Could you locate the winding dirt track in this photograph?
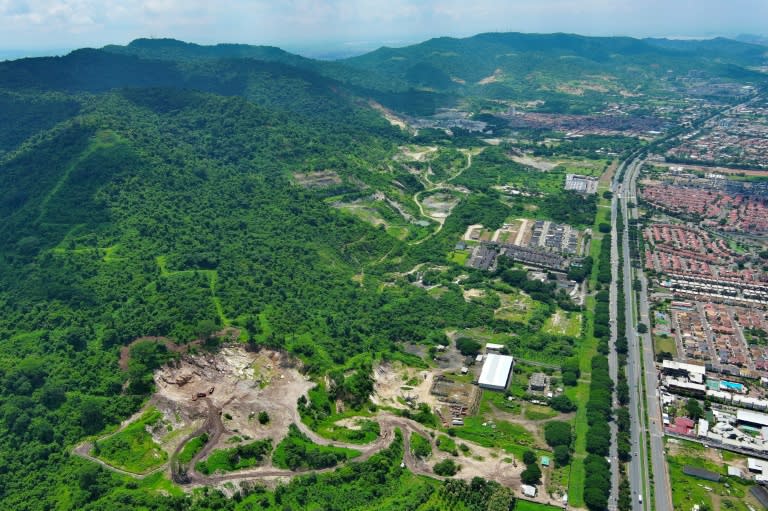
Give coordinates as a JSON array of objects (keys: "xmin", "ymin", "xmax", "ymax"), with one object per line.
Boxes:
[
  {"xmin": 175, "ymin": 403, "xmax": 445, "ymax": 486},
  {"xmin": 75, "ymin": 399, "xmax": 445, "ymax": 487}
]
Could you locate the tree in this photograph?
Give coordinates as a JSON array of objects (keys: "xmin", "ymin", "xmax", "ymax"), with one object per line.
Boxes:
[
  {"xmin": 486, "ymin": 486, "xmax": 515, "ymax": 511},
  {"xmin": 549, "ymin": 394, "xmax": 576, "ymax": 412},
  {"xmin": 584, "ymin": 485, "xmax": 609, "ymax": 511},
  {"xmin": 258, "ymin": 411, "xmax": 270, "ymax": 424},
  {"xmin": 544, "ymin": 421, "xmax": 572, "ymax": 448},
  {"xmin": 637, "ymin": 323, "xmax": 648, "ymax": 334},
  {"xmin": 586, "ymin": 421, "xmax": 610, "ymax": 456},
  {"xmin": 433, "ymin": 459, "xmax": 459, "ymax": 476},
  {"xmin": 686, "ymin": 398, "xmax": 704, "ymax": 421},
  {"xmin": 520, "ymin": 463, "xmax": 541, "ymax": 485},
  {"xmin": 522, "ymin": 449, "xmax": 537, "ymax": 465},
  {"xmin": 455, "ymin": 337, "xmax": 481, "ymax": 356},
  {"xmin": 553, "ymin": 445, "xmax": 571, "ymax": 467},
  {"xmin": 598, "ymin": 223, "xmax": 611, "ymax": 234},
  {"xmin": 79, "ymin": 398, "xmax": 104, "ymax": 434}
]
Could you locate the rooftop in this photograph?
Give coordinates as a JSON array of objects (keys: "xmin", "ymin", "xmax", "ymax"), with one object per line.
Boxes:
[
  {"xmin": 738, "ymin": 409, "xmax": 768, "ymax": 427},
  {"xmin": 478, "ymin": 353, "xmax": 515, "ymax": 390}
]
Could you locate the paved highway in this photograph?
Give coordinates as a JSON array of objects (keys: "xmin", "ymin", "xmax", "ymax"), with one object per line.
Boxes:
[{"xmin": 617, "ymin": 158, "xmax": 673, "ymax": 511}]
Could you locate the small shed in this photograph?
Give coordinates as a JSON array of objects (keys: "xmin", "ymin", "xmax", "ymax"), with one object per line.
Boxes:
[
  {"xmin": 521, "ymin": 484, "xmax": 537, "ymax": 498},
  {"xmin": 541, "ymin": 456, "xmax": 550, "ymax": 467}
]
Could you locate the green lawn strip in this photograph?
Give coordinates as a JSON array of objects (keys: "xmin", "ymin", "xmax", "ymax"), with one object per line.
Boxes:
[
  {"xmin": 195, "ymin": 438, "xmax": 272, "ymax": 475},
  {"xmin": 272, "ymin": 424, "xmax": 360, "ymax": 471},
  {"xmin": 567, "ymin": 181, "xmax": 609, "ymax": 506},
  {"xmin": 564, "ymin": 295, "xmax": 597, "ymax": 507},
  {"xmin": 208, "ymin": 270, "xmax": 228, "ymax": 326},
  {"xmin": 93, "ymin": 408, "xmax": 167, "ymax": 474}
]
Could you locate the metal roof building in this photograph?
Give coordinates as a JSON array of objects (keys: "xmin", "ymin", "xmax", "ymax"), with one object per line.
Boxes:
[
  {"xmin": 478, "ymin": 354, "xmax": 514, "ymax": 391},
  {"xmin": 738, "ymin": 409, "xmax": 768, "ymax": 428}
]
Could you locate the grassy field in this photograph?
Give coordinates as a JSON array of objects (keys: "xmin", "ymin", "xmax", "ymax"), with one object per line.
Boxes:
[
  {"xmin": 523, "ymin": 404, "xmax": 559, "ymax": 421},
  {"xmin": 448, "ymin": 250, "xmax": 470, "ymax": 265},
  {"xmin": 436, "ymin": 435, "xmax": 458, "ymax": 455},
  {"xmin": 94, "ymin": 408, "xmax": 167, "ymax": 474},
  {"xmin": 482, "ymin": 387, "xmax": 522, "ymax": 414},
  {"xmin": 452, "ymin": 414, "xmax": 539, "ymax": 459},
  {"xmin": 654, "ymin": 335, "xmax": 677, "ymax": 358},
  {"xmin": 543, "ymin": 309, "xmax": 582, "ymax": 337},
  {"xmin": 514, "ymin": 500, "xmax": 564, "ymax": 511},
  {"xmin": 495, "ymin": 291, "xmax": 539, "ymax": 323},
  {"xmin": 668, "ymin": 448, "xmax": 757, "ymax": 511}
]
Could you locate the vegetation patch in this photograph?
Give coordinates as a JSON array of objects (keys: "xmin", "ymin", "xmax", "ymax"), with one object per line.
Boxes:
[
  {"xmin": 452, "ymin": 415, "xmax": 537, "ymax": 458},
  {"xmin": 272, "ymin": 424, "xmax": 360, "ymax": 471},
  {"xmin": 543, "ymin": 310, "xmax": 582, "ymax": 337},
  {"xmin": 668, "ymin": 452, "xmax": 756, "ymax": 511},
  {"xmin": 93, "ymin": 408, "xmax": 167, "ymax": 474},
  {"xmin": 176, "ymin": 433, "xmax": 208, "ymax": 465},
  {"xmin": 410, "ymin": 432, "xmax": 433, "ymax": 459},
  {"xmin": 195, "ymin": 438, "xmax": 272, "ymax": 475}
]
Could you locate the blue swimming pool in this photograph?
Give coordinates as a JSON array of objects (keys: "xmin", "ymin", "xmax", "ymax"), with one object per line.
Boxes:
[{"xmin": 720, "ymin": 380, "xmax": 745, "ymax": 392}]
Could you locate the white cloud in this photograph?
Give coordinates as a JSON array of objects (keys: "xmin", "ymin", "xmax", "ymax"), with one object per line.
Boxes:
[{"xmin": 0, "ymin": 1, "xmax": 765, "ymax": 51}]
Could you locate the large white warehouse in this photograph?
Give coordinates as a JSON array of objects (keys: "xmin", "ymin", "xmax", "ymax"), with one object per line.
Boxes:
[{"xmin": 478, "ymin": 353, "xmax": 515, "ymax": 391}]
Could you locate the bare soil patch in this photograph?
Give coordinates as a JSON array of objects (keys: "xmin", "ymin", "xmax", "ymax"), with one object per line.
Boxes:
[
  {"xmin": 154, "ymin": 347, "xmax": 312, "ymax": 451},
  {"xmin": 293, "ymin": 170, "xmax": 342, "ymax": 189}
]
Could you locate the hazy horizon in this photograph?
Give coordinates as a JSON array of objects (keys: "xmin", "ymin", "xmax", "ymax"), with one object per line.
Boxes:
[{"xmin": 0, "ymin": 0, "xmax": 766, "ymax": 60}]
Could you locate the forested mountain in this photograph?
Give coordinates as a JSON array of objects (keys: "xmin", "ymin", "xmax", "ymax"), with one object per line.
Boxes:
[
  {"xmin": 0, "ymin": 43, "xmax": 504, "ymax": 509},
  {"xmin": 341, "ymin": 32, "xmax": 768, "ymax": 104},
  {"xmin": 0, "ymin": 48, "xmax": 392, "ymax": 135},
  {"xmin": 96, "ymin": 32, "xmax": 768, "ymax": 116}
]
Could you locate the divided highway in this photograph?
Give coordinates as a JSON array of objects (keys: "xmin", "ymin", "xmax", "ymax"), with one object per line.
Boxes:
[{"xmin": 614, "ymin": 157, "xmax": 672, "ymax": 511}]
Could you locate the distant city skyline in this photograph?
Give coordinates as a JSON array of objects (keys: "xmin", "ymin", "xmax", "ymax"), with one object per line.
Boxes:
[{"xmin": 0, "ymin": 0, "xmax": 766, "ymax": 59}]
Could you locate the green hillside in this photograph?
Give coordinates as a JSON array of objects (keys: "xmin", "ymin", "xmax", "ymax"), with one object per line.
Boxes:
[{"xmin": 0, "ymin": 64, "xmax": 501, "ymax": 509}]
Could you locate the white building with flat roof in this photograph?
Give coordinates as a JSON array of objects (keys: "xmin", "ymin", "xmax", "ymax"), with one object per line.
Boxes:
[
  {"xmin": 662, "ymin": 359, "xmax": 706, "ymax": 384},
  {"xmin": 479, "ymin": 353, "xmax": 514, "ymax": 391},
  {"xmin": 738, "ymin": 409, "xmax": 768, "ymax": 428}
]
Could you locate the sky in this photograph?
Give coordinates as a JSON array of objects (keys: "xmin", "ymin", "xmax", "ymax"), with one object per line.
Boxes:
[{"xmin": 0, "ymin": 0, "xmax": 766, "ymax": 58}]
